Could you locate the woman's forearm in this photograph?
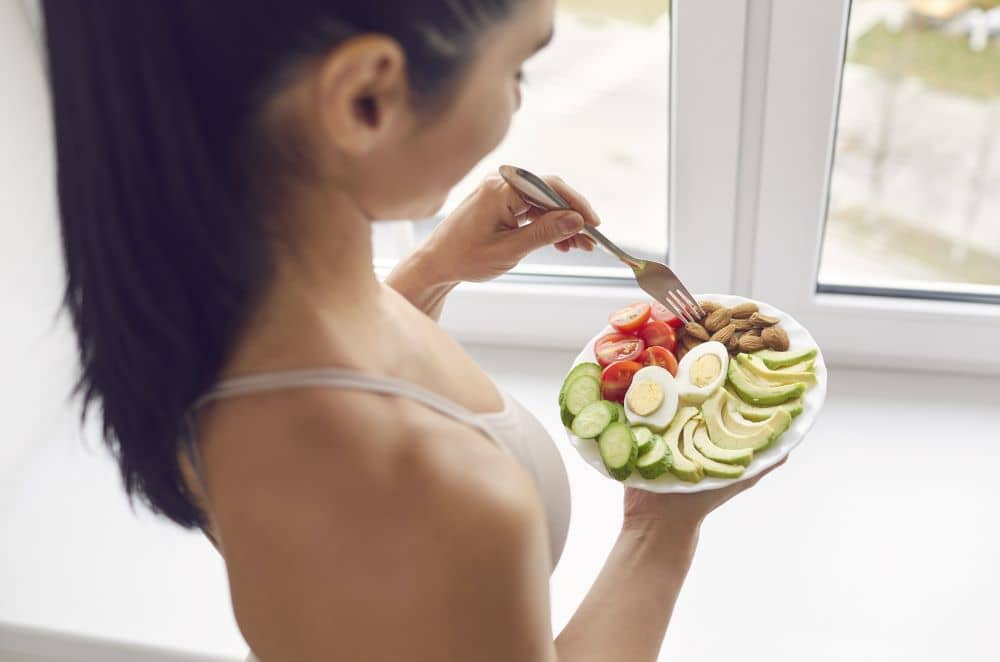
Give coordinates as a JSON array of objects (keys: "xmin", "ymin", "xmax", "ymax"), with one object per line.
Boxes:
[
  {"xmin": 384, "ymin": 247, "xmax": 459, "ymax": 322},
  {"xmin": 555, "ymin": 521, "xmax": 699, "ymax": 662}
]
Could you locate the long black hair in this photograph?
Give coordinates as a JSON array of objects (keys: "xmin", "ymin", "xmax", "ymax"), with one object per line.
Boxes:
[{"xmin": 42, "ymin": 0, "xmax": 518, "ymax": 529}]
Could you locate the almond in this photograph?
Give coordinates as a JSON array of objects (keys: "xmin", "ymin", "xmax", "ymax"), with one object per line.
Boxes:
[
  {"xmin": 675, "ymin": 345, "xmax": 689, "ymax": 362},
  {"xmin": 703, "ymin": 308, "xmax": 732, "ymax": 333},
  {"xmin": 711, "ymin": 323, "xmax": 737, "ymax": 345},
  {"xmin": 726, "ymin": 332, "xmax": 741, "ymax": 352},
  {"xmin": 744, "ymin": 327, "xmax": 761, "ymax": 337},
  {"xmin": 730, "ymin": 302, "xmax": 759, "ymax": 319},
  {"xmin": 761, "ymin": 326, "xmax": 790, "ymax": 351},
  {"xmin": 749, "ymin": 312, "xmax": 780, "ymax": 327},
  {"xmin": 682, "ymin": 334, "xmax": 704, "ymax": 351},
  {"xmin": 698, "ymin": 300, "xmax": 722, "ymax": 314},
  {"xmin": 733, "ymin": 318, "xmax": 756, "ymax": 331},
  {"xmin": 683, "ymin": 322, "xmax": 710, "ymax": 341},
  {"xmin": 738, "ymin": 334, "xmax": 767, "ymax": 352}
]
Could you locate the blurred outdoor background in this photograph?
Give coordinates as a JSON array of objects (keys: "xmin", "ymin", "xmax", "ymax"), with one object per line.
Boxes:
[
  {"xmin": 822, "ymin": 0, "xmax": 1000, "ymax": 294},
  {"xmin": 378, "ymin": 0, "xmax": 999, "ymax": 294}
]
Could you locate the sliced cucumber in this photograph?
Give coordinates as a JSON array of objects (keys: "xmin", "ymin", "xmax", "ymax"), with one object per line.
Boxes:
[
  {"xmin": 563, "ymin": 375, "xmax": 601, "ymax": 416},
  {"xmin": 597, "ymin": 422, "xmax": 638, "ymax": 481},
  {"xmin": 560, "ymin": 404, "xmax": 575, "ymax": 428},
  {"xmin": 611, "ymin": 401, "xmax": 627, "ymax": 424},
  {"xmin": 559, "ymin": 362, "xmax": 602, "ymax": 405},
  {"xmin": 636, "ymin": 435, "xmax": 672, "ymax": 479},
  {"xmin": 571, "ymin": 401, "xmax": 614, "ymax": 439},
  {"xmin": 631, "ymin": 426, "xmax": 656, "ymax": 455}
]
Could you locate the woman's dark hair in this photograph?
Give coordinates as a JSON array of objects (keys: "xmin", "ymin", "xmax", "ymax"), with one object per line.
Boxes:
[{"xmin": 42, "ymin": 0, "xmax": 518, "ymax": 529}]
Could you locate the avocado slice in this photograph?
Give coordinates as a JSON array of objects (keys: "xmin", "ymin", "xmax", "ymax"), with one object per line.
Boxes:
[
  {"xmin": 681, "ymin": 420, "xmax": 746, "ymax": 478},
  {"xmin": 701, "ymin": 389, "xmax": 792, "ymax": 451},
  {"xmin": 690, "ymin": 421, "xmax": 752, "ymax": 466},
  {"xmin": 727, "ymin": 359, "xmax": 806, "ymax": 407},
  {"xmin": 781, "ymin": 358, "xmax": 816, "ymax": 373},
  {"xmin": 737, "ymin": 354, "xmax": 817, "ymax": 386},
  {"xmin": 724, "ymin": 386, "xmax": 804, "ymax": 421},
  {"xmin": 721, "ymin": 394, "xmax": 786, "ymax": 438},
  {"xmin": 753, "ymin": 348, "xmax": 818, "ymax": 370},
  {"xmin": 661, "ymin": 406, "xmax": 703, "ymax": 482}
]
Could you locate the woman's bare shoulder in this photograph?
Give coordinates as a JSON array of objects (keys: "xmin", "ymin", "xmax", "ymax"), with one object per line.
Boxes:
[{"xmin": 201, "ymin": 388, "xmax": 555, "ymax": 661}]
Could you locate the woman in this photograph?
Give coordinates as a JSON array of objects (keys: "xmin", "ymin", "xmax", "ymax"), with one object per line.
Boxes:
[{"xmin": 43, "ymin": 1, "xmax": 783, "ymax": 660}]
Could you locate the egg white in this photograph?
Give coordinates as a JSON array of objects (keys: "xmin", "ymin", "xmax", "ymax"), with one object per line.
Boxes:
[
  {"xmin": 676, "ymin": 341, "xmax": 729, "ymax": 405},
  {"xmin": 623, "ymin": 366, "xmax": 680, "ymax": 432}
]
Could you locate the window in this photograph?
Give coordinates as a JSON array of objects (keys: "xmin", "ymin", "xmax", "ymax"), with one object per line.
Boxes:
[
  {"xmin": 819, "ymin": 0, "xmax": 1000, "ymax": 301},
  {"xmin": 418, "ymin": 1, "xmax": 750, "ymax": 349},
  {"xmin": 750, "ymin": 0, "xmax": 1000, "ymax": 374},
  {"xmin": 388, "ymin": 0, "xmax": 999, "ymax": 374},
  {"xmin": 376, "ymin": 1, "xmax": 672, "ymax": 280}
]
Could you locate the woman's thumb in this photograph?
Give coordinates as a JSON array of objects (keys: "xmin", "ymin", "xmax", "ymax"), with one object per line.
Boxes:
[{"xmin": 515, "ymin": 210, "xmax": 585, "ymax": 252}]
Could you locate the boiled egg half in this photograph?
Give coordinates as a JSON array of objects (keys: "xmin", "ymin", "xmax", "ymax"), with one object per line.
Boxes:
[
  {"xmin": 623, "ymin": 365, "xmax": 680, "ymax": 432},
  {"xmin": 676, "ymin": 341, "xmax": 729, "ymax": 404}
]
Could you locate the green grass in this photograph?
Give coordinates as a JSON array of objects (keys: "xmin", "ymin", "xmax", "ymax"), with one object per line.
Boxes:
[
  {"xmin": 850, "ymin": 22, "xmax": 1000, "ymax": 98},
  {"xmin": 559, "ymin": 0, "xmax": 668, "ymax": 25}
]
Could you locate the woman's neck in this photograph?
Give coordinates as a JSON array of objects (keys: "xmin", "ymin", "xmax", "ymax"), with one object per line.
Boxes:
[
  {"xmin": 228, "ymin": 187, "xmax": 391, "ymax": 375},
  {"xmin": 271, "ymin": 187, "xmax": 382, "ymax": 314}
]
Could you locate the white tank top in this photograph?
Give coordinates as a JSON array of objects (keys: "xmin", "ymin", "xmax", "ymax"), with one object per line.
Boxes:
[{"xmin": 184, "ymin": 367, "xmax": 572, "ymax": 570}]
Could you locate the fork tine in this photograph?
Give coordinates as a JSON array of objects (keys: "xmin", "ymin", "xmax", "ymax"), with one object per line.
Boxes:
[
  {"xmin": 657, "ymin": 294, "xmax": 689, "ymax": 324},
  {"xmin": 665, "ymin": 291, "xmax": 695, "ymax": 324},
  {"xmin": 675, "ymin": 289, "xmax": 704, "ymax": 321},
  {"xmin": 672, "ymin": 291, "xmax": 698, "ymax": 324}
]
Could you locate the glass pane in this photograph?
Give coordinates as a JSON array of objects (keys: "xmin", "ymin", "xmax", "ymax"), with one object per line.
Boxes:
[
  {"xmin": 819, "ymin": 0, "xmax": 1000, "ymax": 298},
  {"xmin": 409, "ymin": 0, "xmax": 671, "ymax": 278}
]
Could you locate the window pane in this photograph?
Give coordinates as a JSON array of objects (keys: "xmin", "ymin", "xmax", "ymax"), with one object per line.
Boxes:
[
  {"xmin": 409, "ymin": 1, "xmax": 670, "ymax": 278},
  {"xmin": 819, "ymin": 0, "xmax": 1000, "ymax": 299}
]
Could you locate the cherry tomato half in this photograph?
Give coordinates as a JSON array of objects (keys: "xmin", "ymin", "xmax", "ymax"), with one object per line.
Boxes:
[
  {"xmin": 600, "ymin": 360, "xmax": 643, "ymax": 403},
  {"xmin": 641, "ymin": 346, "xmax": 678, "ymax": 376},
  {"xmin": 595, "ymin": 332, "xmax": 632, "ymax": 352},
  {"xmin": 594, "ymin": 333, "xmax": 645, "ymax": 367},
  {"xmin": 609, "ymin": 302, "xmax": 651, "ymax": 333},
  {"xmin": 637, "ymin": 320, "xmax": 677, "ymax": 352},
  {"xmin": 650, "ymin": 301, "xmax": 683, "ymax": 330}
]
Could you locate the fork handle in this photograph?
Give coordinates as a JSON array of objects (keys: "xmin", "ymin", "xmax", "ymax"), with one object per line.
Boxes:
[{"xmin": 498, "ymin": 165, "xmax": 644, "ymax": 270}]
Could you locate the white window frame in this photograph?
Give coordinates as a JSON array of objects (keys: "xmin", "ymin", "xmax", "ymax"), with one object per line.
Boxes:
[{"xmin": 748, "ymin": 0, "xmax": 1000, "ymax": 375}]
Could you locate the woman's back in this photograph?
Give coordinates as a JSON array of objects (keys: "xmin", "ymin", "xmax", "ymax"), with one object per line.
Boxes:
[{"xmin": 178, "ymin": 284, "xmax": 570, "ymax": 659}]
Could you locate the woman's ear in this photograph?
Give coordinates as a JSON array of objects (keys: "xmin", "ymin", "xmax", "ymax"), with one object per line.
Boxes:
[{"xmin": 313, "ymin": 35, "xmax": 409, "ymax": 156}]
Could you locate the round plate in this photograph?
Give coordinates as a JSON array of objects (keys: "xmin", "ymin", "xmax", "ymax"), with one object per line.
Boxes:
[{"xmin": 565, "ymin": 293, "xmax": 828, "ymax": 493}]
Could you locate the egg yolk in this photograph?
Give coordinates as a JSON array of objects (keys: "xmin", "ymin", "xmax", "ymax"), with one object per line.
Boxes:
[
  {"xmin": 626, "ymin": 381, "xmax": 664, "ymax": 416},
  {"xmin": 691, "ymin": 354, "xmax": 722, "ymax": 387}
]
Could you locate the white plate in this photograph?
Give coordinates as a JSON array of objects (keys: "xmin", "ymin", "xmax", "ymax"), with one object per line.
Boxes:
[{"xmin": 565, "ymin": 293, "xmax": 828, "ymax": 493}]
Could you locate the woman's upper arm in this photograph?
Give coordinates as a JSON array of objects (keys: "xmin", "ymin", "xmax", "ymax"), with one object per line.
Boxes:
[{"xmin": 216, "ymin": 427, "xmax": 559, "ymax": 662}]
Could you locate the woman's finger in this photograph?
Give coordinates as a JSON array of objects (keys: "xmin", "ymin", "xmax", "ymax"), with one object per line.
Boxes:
[{"xmin": 540, "ymin": 175, "xmax": 602, "ymax": 228}]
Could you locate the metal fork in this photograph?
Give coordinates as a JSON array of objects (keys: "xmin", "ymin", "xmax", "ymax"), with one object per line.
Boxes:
[{"xmin": 498, "ymin": 165, "xmax": 706, "ymax": 324}]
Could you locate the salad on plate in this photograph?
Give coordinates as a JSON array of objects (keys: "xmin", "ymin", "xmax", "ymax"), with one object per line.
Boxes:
[{"xmin": 558, "ymin": 297, "xmax": 824, "ymax": 489}]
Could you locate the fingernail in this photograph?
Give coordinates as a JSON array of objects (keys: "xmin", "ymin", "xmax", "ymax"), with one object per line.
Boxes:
[{"xmin": 558, "ymin": 213, "xmax": 583, "ymax": 234}]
